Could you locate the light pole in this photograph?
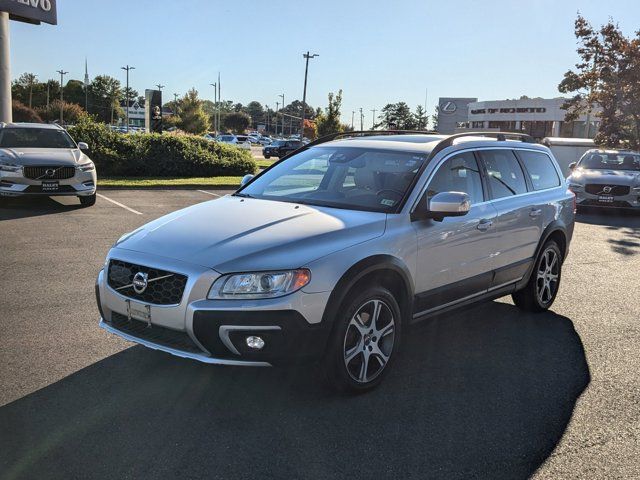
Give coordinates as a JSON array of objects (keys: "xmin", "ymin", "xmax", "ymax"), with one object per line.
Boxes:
[
  {"xmin": 121, "ymin": 65, "xmax": 135, "ymax": 132},
  {"xmin": 173, "ymin": 93, "xmax": 179, "ymax": 118},
  {"xmin": 351, "ymin": 111, "xmax": 355, "ymax": 129},
  {"xmin": 359, "ymin": 108, "xmax": 364, "ymax": 131},
  {"xmin": 156, "ymin": 84, "xmax": 164, "ymax": 91},
  {"xmin": 278, "ymin": 94, "xmax": 285, "ymax": 136},
  {"xmin": 56, "ymin": 70, "xmax": 68, "ymax": 124},
  {"xmin": 275, "ymin": 101, "xmax": 280, "ymax": 136},
  {"xmin": 210, "ymin": 82, "xmax": 217, "ymax": 132},
  {"xmin": 300, "ymin": 51, "xmax": 318, "ymax": 137},
  {"xmin": 28, "ymin": 74, "xmax": 36, "ymax": 109},
  {"xmin": 371, "ymin": 108, "xmax": 377, "ymax": 130}
]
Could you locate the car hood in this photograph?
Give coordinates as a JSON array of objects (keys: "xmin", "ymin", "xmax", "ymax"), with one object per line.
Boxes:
[
  {"xmin": 571, "ymin": 168, "xmax": 640, "ymax": 186},
  {"xmin": 114, "ymin": 196, "xmax": 387, "ymax": 272},
  {"xmin": 0, "ymin": 148, "xmax": 86, "ymax": 166}
]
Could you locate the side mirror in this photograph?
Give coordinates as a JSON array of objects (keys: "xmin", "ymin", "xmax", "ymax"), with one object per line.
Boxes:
[
  {"xmin": 568, "ymin": 162, "xmax": 577, "ymax": 171},
  {"xmin": 412, "ymin": 191, "xmax": 471, "ymax": 221},
  {"xmin": 240, "ymin": 174, "xmax": 254, "ymax": 187},
  {"xmin": 78, "ymin": 142, "xmax": 89, "ymax": 150}
]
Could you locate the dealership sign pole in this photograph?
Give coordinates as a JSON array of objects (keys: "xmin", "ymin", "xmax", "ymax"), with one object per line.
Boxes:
[{"xmin": 0, "ymin": 0, "xmax": 57, "ymax": 123}]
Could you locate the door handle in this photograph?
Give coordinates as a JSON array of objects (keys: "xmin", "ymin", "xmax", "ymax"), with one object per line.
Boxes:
[
  {"xmin": 529, "ymin": 208, "xmax": 542, "ymax": 218},
  {"xmin": 477, "ymin": 219, "xmax": 493, "ymax": 231}
]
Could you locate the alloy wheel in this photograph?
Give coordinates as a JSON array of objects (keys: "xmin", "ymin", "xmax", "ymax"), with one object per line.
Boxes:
[
  {"xmin": 343, "ymin": 299, "xmax": 396, "ymax": 383},
  {"xmin": 536, "ymin": 248, "xmax": 560, "ymax": 305}
]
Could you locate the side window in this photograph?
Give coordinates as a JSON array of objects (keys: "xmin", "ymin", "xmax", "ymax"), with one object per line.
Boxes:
[
  {"xmin": 478, "ymin": 150, "xmax": 528, "ymax": 199},
  {"xmin": 518, "ymin": 150, "xmax": 561, "ymax": 190},
  {"xmin": 426, "ymin": 152, "xmax": 484, "ymax": 205}
]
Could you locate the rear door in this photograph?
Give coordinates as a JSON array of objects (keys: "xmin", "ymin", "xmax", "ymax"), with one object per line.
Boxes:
[
  {"xmin": 476, "ymin": 149, "xmax": 541, "ymax": 286},
  {"xmin": 412, "ymin": 150, "xmax": 499, "ymax": 314}
]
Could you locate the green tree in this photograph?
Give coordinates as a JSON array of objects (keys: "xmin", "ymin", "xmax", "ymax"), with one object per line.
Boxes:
[
  {"xmin": 37, "ymin": 100, "xmax": 86, "ymax": 124},
  {"xmin": 559, "ymin": 14, "xmax": 640, "ymax": 148},
  {"xmin": 63, "ymin": 79, "xmax": 88, "ymax": 107},
  {"xmin": 316, "ymin": 90, "xmax": 344, "ymax": 136},
  {"xmin": 224, "ymin": 111, "xmax": 251, "ymax": 133},
  {"xmin": 245, "ymin": 101, "xmax": 265, "ymax": 127},
  {"xmin": 88, "ymin": 75, "xmax": 123, "ymax": 124},
  {"xmin": 376, "ymin": 102, "xmax": 417, "ymax": 130},
  {"xmin": 178, "ymin": 88, "xmax": 210, "ymax": 134},
  {"xmin": 415, "ymin": 105, "xmax": 428, "ymax": 130}
]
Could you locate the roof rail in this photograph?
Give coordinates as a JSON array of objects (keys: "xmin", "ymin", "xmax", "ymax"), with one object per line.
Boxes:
[{"xmin": 429, "ymin": 131, "xmax": 535, "ymax": 158}]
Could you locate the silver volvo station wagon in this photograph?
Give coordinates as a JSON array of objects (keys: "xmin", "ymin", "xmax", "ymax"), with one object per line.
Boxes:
[{"xmin": 96, "ymin": 132, "xmax": 575, "ymax": 392}]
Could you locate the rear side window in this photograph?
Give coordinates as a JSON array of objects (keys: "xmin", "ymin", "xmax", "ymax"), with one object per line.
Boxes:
[
  {"xmin": 518, "ymin": 151, "xmax": 560, "ymax": 190},
  {"xmin": 478, "ymin": 150, "xmax": 528, "ymax": 199}
]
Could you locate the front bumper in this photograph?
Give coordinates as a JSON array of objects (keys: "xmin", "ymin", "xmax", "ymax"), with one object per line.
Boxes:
[
  {"xmin": 574, "ymin": 189, "xmax": 640, "ymax": 209},
  {"xmin": 96, "ymin": 249, "xmax": 333, "ymax": 366},
  {"xmin": 0, "ymin": 169, "xmax": 97, "ymax": 197}
]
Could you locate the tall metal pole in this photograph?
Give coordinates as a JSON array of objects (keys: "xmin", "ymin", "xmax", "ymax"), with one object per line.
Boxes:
[
  {"xmin": 121, "ymin": 65, "xmax": 135, "ymax": 132},
  {"xmin": 217, "ymin": 72, "xmax": 221, "ymax": 135},
  {"xmin": 56, "ymin": 70, "xmax": 68, "ymax": 124},
  {"xmin": 46, "ymin": 81, "xmax": 50, "ymax": 108},
  {"xmin": 351, "ymin": 111, "xmax": 355, "ymax": 129},
  {"xmin": 28, "ymin": 74, "xmax": 36, "ymax": 109},
  {"xmin": 210, "ymin": 83, "xmax": 217, "ymax": 132},
  {"xmin": 275, "ymin": 102, "xmax": 280, "ymax": 136},
  {"xmin": 371, "ymin": 108, "xmax": 377, "ymax": 130},
  {"xmin": 278, "ymin": 94, "xmax": 285, "ymax": 137},
  {"xmin": 173, "ymin": 93, "xmax": 179, "ymax": 118},
  {"xmin": 0, "ymin": 12, "xmax": 12, "ymax": 123},
  {"xmin": 300, "ymin": 51, "xmax": 318, "ymax": 137},
  {"xmin": 359, "ymin": 108, "xmax": 363, "ymax": 131}
]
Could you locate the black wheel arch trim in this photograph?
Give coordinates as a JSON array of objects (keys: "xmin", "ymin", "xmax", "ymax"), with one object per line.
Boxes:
[{"xmin": 321, "ymin": 255, "xmax": 414, "ymax": 327}]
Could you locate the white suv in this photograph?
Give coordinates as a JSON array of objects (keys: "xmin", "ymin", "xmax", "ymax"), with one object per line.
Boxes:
[
  {"xmin": 96, "ymin": 132, "xmax": 575, "ymax": 392},
  {"xmin": 0, "ymin": 123, "xmax": 97, "ymax": 206}
]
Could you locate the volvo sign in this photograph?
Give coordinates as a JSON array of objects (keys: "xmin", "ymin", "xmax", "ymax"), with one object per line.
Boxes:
[{"xmin": 0, "ymin": 0, "xmax": 57, "ymax": 25}]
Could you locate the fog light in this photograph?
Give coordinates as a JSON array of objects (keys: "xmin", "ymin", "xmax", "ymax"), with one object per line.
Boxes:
[{"xmin": 246, "ymin": 336, "xmax": 265, "ymax": 350}]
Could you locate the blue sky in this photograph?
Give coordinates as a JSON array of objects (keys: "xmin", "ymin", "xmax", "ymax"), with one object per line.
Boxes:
[{"xmin": 8, "ymin": 0, "xmax": 640, "ymax": 127}]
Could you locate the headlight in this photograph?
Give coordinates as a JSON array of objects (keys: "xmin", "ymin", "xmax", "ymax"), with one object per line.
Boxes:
[
  {"xmin": 0, "ymin": 162, "xmax": 22, "ymax": 173},
  {"xmin": 77, "ymin": 162, "xmax": 95, "ymax": 172},
  {"xmin": 208, "ymin": 269, "xmax": 311, "ymax": 299}
]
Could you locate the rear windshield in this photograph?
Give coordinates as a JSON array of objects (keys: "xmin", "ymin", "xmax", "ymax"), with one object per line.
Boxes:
[
  {"xmin": 579, "ymin": 152, "xmax": 640, "ymax": 171},
  {"xmin": 219, "ymin": 135, "xmax": 235, "ymax": 141},
  {"xmin": 0, "ymin": 128, "xmax": 76, "ymax": 148}
]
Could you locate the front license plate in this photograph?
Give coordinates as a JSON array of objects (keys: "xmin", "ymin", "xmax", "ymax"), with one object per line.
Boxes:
[
  {"xmin": 41, "ymin": 180, "xmax": 59, "ymax": 192},
  {"xmin": 126, "ymin": 299, "xmax": 151, "ymax": 325},
  {"xmin": 598, "ymin": 195, "xmax": 614, "ymax": 203}
]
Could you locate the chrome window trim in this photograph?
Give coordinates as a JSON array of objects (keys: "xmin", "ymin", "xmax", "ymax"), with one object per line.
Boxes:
[{"xmin": 408, "ymin": 145, "xmax": 564, "ymax": 213}]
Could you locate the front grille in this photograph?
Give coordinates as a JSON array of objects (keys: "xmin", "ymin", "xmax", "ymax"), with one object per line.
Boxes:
[
  {"xmin": 108, "ymin": 312, "xmax": 203, "ymax": 354},
  {"xmin": 107, "ymin": 259, "xmax": 188, "ymax": 305},
  {"xmin": 585, "ymin": 184, "xmax": 630, "ymax": 196},
  {"xmin": 23, "ymin": 165, "xmax": 76, "ymax": 180}
]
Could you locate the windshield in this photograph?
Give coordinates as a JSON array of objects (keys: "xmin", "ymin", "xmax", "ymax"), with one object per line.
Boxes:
[
  {"xmin": 579, "ymin": 152, "xmax": 640, "ymax": 171},
  {"xmin": 271, "ymin": 140, "xmax": 285, "ymax": 147},
  {"xmin": 237, "ymin": 146, "xmax": 427, "ymax": 212},
  {"xmin": 0, "ymin": 127, "xmax": 76, "ymax": 149},
  {"xmin": 219, "ymin": 135, "xmax": 235, "ymax": 141}
]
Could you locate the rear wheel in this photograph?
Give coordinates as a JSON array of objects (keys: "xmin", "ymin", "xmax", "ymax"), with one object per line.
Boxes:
[
  {"xmin": 512, "ymin": 240, "xmax": 562, "ymax": 312},
  {"xmin": 79, "ymin": 193, "xmax": 96, "ymax": 207},
  {"xmin": 322, "ymin": 286, "xmax": 401, "ymax": 393},
  {"xmin": 264, "ymin": 154, "xmax": 270, "ymax": 159}
]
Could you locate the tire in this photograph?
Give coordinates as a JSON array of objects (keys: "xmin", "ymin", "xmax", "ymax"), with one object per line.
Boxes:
[
  {"xmin": 322, "ymin": 286, "xmax": 402, "ymax": 393},
  {"xmin": 79, "ymin": 193, "xmax": 96, "ymax": 207},
  {"xmin": 264, "ymin": 155, "xmax": 270, "ymax": 159},
  {"xmin": 512, "ymin": 240, "xmax": 562, "ymax": 312}
]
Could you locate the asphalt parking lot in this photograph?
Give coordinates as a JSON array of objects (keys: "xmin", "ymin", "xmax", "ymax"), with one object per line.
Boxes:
[{"xmin": 0, "ymin": 190, "xmax": 639, "ymax": 479}]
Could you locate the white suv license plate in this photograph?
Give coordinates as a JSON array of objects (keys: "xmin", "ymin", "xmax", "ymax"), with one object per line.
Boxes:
[
  {"xmin": 598, "ymin": 195, "xmax": 614, "ymax": 203},
  {"xmin": 126, "ymin": 299, "xmax": 151, "ymax": 324}
]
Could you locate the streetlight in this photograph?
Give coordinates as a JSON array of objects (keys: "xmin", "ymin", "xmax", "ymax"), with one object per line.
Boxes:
[
  {"xmin": 278, "ymin": 94, "xmax": 285, "ymax": 136},
  {"xmin": 56, "ymin": 69, "xmax": 68, "ymax": 124},
  {"xmin": 275, "ymin": 101, "xmax": 280, "ymax": 136},
  {"xmin": 371, "ymin": 108, "xmax": 377, "ymax": 130},
  {"xmin": 351, "ymin": 111, "xmax": 355, "ymax": 129},
  {"xmin": 173, "ymin": 93, "xmax": 179, "ymax": 117},
  {"xmin": 359, "ymin": 107, "xmax": 364, "ymax": 131},
  {"xmin": 121, "ymin": 65, "xmax": 135, "ymax": 132},
  {"xmin": 300, "ymin": 51, "xmax": 318, "ymax": 137},
  {"xmin": 210, "ymin": 82, "xmax": 217, "ymax": 132},
  {"xmin": 156, "ymin": 84, "xmax": 164, "ymax": 91}
]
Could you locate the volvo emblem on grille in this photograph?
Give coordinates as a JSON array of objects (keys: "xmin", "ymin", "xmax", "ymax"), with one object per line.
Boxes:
[
  {"xmin": 45, "ymin": 168, "xmax": 55, "ymax": 177},
  {"xmin": 602, "ymin": 186, "xmax": 612, "ymax": 194},
  {"xmin": 132, "ymin": 272, "xmax": 149, "ymax": 294}
]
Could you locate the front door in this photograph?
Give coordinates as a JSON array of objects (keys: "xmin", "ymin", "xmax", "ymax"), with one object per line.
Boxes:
[{"xmin": 412, "ymin": 151, "xmax": 499, "ymax": 315}]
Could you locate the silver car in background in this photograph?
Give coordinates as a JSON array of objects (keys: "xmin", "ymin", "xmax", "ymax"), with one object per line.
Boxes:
[
  {"xmin": 0, "ymin": 123, "xmax": 97, "ymax": 206},
  {"xmin": 96, "ymin": 132, "xmax": 575, "ymax": 392},
  {"xmin": 567, "ymin": 149, "xmax": 640, "ymax": 210}
]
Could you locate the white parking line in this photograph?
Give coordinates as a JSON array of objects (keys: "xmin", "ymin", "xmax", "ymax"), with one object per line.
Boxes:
[
  {"xmin": 197, "ymin": 190, "xmax": 221, "ymax": 197},
  {"xmin": 96, "ymin": 193, "xmax": 143, "ymax": 215}
]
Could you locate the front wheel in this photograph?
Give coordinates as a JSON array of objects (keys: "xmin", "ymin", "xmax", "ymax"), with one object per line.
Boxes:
[
  {"xmin": 79, "ymin": 193, "xmax": 96, "ymax": 207},
  {"xmin": 512, "ymin": 240, "xmax": 562, "ymax": 312},
  {"xmin": 264, "ymin": 154, "xmax": 270, "ymax": 159},
  {"xmin": 322, "ymin": 286, "xmax": 401, "ymax": 393}
]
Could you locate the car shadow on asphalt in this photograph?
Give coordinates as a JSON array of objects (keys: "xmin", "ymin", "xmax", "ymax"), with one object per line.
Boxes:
[
  {"xmin": 0, "ymin": 302, "xmax": 590, "ymax": 480},
  {"xmin": 576, "ymin": 208, "xmax": 640, "ymax": 256},
  {"xmin": 0, "ymin": 196, "xmax": 83, "ymax": 220}
]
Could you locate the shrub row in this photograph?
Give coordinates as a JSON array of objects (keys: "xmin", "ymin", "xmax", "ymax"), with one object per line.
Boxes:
[{"xmin": 67, "ymin": 118, "xmax": 257, "ymax": 177}]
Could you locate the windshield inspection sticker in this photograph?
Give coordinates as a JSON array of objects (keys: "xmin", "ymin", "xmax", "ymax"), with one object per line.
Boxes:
[{"xmin": 381, "ymin": 199, "xmax": 396, "ymax": 206}]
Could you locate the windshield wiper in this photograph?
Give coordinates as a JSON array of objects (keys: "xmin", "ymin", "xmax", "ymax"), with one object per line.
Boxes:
[{"xmin": 233, "ymin": 192, "xmax": 255, "ymax": 198}]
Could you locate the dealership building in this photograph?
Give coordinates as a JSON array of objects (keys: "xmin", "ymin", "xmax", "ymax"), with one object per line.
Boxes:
[{"xmin": 437, "ymin": 97, "xmax": 599, "ymax": 139}]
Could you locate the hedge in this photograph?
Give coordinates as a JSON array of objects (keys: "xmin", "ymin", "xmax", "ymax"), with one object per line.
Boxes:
[{"xmin": 67, "ymin": 118, "xmax": 257, "ymax": 177}]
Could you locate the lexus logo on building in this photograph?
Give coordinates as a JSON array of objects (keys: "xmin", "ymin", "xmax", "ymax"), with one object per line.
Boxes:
[
  {"xmin": 440, "ymin": 101, "xmax": 457, "ymax": 114},
  {"xmin": 132, "ymin": 272, "xmax": 149, "ymax": 294}
]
